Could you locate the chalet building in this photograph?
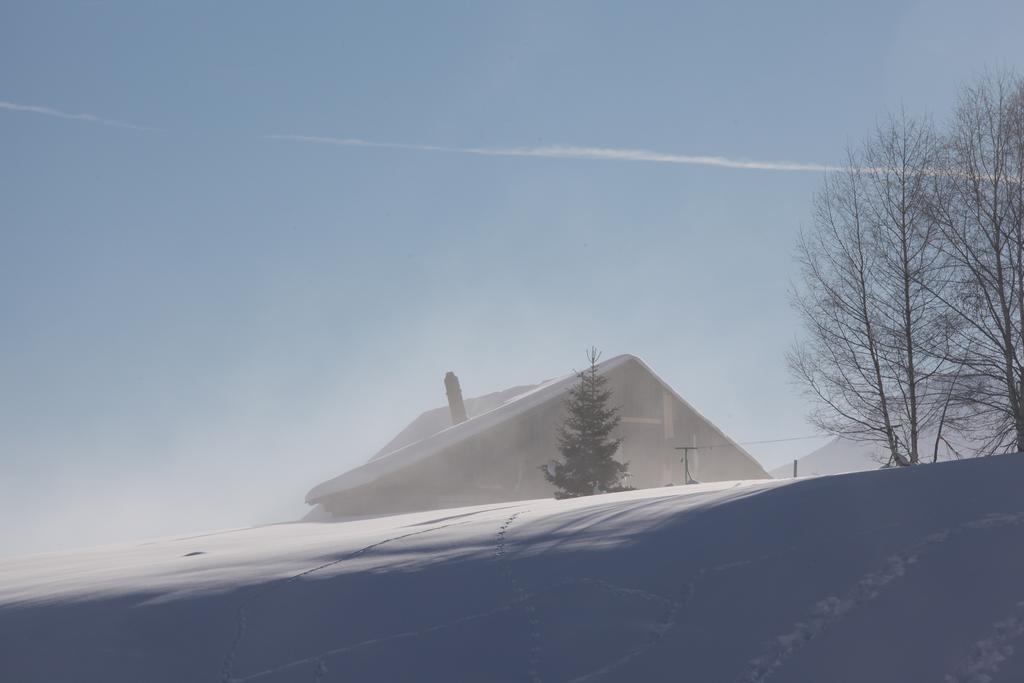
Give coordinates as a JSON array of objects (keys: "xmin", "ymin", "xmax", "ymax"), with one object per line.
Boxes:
[{"xmin": 306, "ymin": 354, "xmax": 768, "ymax": 518}]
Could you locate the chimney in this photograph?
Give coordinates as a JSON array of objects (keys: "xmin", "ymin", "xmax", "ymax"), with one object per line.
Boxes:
[{"xmin": 444, "ymin": 371, "xmax": 468, "ymax": 425}]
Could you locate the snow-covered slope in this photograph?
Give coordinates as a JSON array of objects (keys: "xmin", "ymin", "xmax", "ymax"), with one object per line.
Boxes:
[
  {"xmin": 4, "ymin": 456, "xmax": 1024, "ymax": 682},
  {"xmin": 769, "ymin": 437, "xmax": 883, "ymax": 477},
  {"xmin": 769, "ymin": 434, "xmax": 970, "ymax": 478}
]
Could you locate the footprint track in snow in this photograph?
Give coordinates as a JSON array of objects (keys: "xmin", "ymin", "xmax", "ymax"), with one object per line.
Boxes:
[
  {"xmin": 945, "ymin": 600, "xmax": 1024, "ymax": 683},
  {"xmin": 495, "ymin": 509, "xmax": 543, "ymax": 683},
  {"xmin": 737, "ymin": 512, "xmax": 1024, "ymax": 683}
]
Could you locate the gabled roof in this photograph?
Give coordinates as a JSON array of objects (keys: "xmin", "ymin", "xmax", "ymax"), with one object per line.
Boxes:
[
  {"xmin": 306, "ymin": 354, "xmax": 762, "ymax": 504},
  {"xmin": 366, "ymin": 383, "xmax": 539, "ymax": 463}
]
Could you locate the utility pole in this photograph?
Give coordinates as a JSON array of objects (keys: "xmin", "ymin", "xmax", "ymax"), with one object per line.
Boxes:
[{"xmin": 674, "ymin": 446, "xmax": 698, "ymax": 485}]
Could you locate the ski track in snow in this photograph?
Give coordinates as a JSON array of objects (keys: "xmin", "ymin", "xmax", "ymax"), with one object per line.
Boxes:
[
  {"xmin": 565, "ymin": 550, "xmax": 790, "ymax": 683},
  {"xmin": 220, "ymin": 520, "xmax": 474, "ymax": 683},
  {"xmin": 221, "ymin": 501, "xmax": 1024, "ymax": 683},
  {"xmin": 229, "ymin": 576, "xmax": 682, "ymax": 682},
  {"xmin": 231, "ymin": 595, "xmax": 520, "ymax": 681},
  {"xmin": 737, "ymin": 512, "xmax": 1024, "ymax": 683},
  {"xmin": 231, "ymin": 499, "xmax": 793, "ymax": 683},
  {"xmin": 495, "ymin": 509, "xmax": 543, "ymax": 683},
  {"xmin": 224, "ymin": 503, "xmax": 712, "ymax": 683},
  {"xmin": 945, "ymin": 600, "xmax": 1024, "ymax": 683}
]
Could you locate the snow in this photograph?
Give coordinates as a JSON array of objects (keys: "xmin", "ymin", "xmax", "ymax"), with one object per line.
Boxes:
[
  {"xmin": 769, "ymin": 434, "xmax": 969, "ymax": 478},
  {"xmin": 4, "ymin": 455, "xmax": 1024, "ymax": 682},
  {"xmin": 769, "ymin": 437, "xmax": 883, "ymax": 478},
  {"xmin": 366, "ymin": 383, "xmax": 541, "ymax": 464}
]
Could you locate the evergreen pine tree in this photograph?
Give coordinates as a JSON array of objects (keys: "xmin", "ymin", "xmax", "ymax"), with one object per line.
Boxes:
[{"xmin": 543, "ymin": 348, "xmax": 629, "ymax": 498}]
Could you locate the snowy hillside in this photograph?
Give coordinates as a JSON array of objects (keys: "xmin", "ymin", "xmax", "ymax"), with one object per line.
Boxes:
[
  {"xmin": 768, "ymin": 437, "xmax": 883, "ymax": 478},
  {"xmin": 769, "ymin": 435, "xmax": 970, "ymax": 479},
  {"xmin": 4, "ymin": 456, "xmax": 1024, "ymax": 682}
]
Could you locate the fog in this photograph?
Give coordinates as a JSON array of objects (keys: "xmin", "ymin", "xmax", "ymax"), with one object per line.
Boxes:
[
  {"xmin": 0, "ymin": 310, "xmax": 819, "ymax": 558},
  {"xmin": 11, "ymin": 0, "xmax": 1016, "ymax": 560}
]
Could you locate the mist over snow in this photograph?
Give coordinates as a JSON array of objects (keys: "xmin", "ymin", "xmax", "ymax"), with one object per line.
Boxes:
[
  {"xmin": 6, "ymin": 0, "xmax": 1023, "ymax": 558},
  {"xmin": 0, "ymin": 330, "xmax": 811, "ymax": 558}
]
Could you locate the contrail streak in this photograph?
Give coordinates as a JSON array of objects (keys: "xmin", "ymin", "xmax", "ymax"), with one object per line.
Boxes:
[
  {"xmin": 0, "ymin": 100, "xmax": 154, "ymax": 131},
  {"xmin": 267, "ymin": 134, "xmax": 841, "ymax": 173}
]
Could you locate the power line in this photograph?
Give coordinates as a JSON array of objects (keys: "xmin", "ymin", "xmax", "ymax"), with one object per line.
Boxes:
[
  {"xmin": 678, "ymin": 434, "xmax": 827, "ymax": 450},
  {"xmin": 672, "ymin": 433, "xmax": 826, "ymax": 486},
  {"xmin": 733, "ymin": 434, "xmax": 827, "ymax": 446}
]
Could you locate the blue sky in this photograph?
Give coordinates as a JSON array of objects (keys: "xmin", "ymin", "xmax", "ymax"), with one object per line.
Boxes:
[{"xmin": 1, "ymin": 0, "xmax": 1022, "ymax": 556}]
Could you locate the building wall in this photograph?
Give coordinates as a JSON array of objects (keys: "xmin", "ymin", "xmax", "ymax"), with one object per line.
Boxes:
[
  {"xmin": 319, "ymin": 358, "xmax": 766, "ymax": 518},
  {"xmin": 609, "ymin": 358, "xmax": 764, "ymax": 486}
]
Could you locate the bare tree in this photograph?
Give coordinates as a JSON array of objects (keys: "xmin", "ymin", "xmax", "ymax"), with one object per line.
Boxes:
[
  {"xmin": 789, "ymin": 113, "xmax": 956, "ymax": 466},
  {"xmin": 863, "ymin": 111, "xmax": 961, "ymax": 464},
  {"xmin": 789, "ymin": 149, "xmax": 906, "ymax": 464},
  {"xmin": 928, "ymin": 72, "xmax": 1024, "ymax": 453}
]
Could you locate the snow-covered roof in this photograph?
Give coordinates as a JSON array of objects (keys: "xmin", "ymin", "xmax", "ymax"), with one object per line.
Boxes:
[
  {"xmin": 366, "ymin": 383, "xmax": 539, "ymax": 463},
  {"xmin": 306, "ymin": 354, "xmax": 760, "ymax": 504}
]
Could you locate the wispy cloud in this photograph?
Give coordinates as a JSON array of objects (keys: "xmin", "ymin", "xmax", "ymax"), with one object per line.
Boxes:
[
  {"xmin": 268, "ymin": 134, "xmax": 840, "ymax": 173},
  {"xmin": 0, "ymin": 100, "xmax": 154, "ymax": 131}
]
